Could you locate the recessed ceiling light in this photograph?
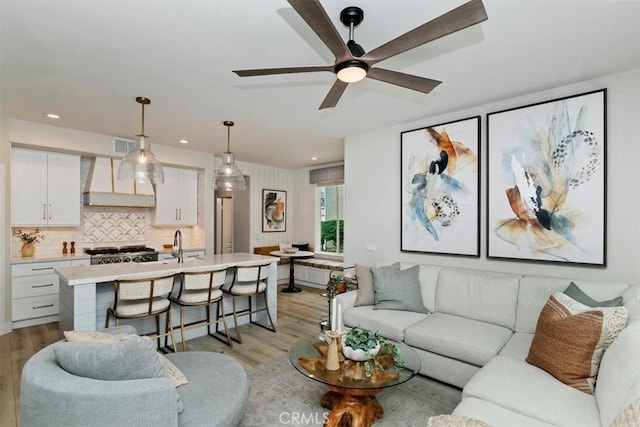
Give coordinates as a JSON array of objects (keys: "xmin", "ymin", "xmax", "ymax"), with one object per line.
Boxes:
[
  {"xmin": 46, "ymin": 113, "xmax": 60, "ymax": 119},
  {"xmin": 311, "ymin": 156, "xmax": 318, "ymax": 161},
  {"xmin": 178, "ymin": 139, "xmax": 189, "ymax": 144}
]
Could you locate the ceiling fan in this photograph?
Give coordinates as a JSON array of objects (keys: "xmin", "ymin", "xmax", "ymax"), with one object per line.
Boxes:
[{"xmin": 233, "ymin": 0, "xmax": 488, "ymax": 109}]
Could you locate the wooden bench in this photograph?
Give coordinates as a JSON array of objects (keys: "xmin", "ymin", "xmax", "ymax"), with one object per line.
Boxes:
[{"xmin": 253, "ymin": 246, "xmax": 344, "ymax": 287}]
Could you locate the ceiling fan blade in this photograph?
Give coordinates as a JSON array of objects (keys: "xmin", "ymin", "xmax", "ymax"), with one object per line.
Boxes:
[
  {"xmin": 319, "ymin": 80, "xmax": 348, "ymax": 110},
  {"xmin": 362, "ymin": 0, "xmax": 488, "ymax": 65},
  {"xmin": 288, "ymin": 0, "xmax": 352, "ymax": 63},
  {"xmin": 233, "ymin": 65, "xmax": 333, "ymax": 77},
  {"xmin": 367, "ymin": 68, "xmax": 442, "ymax": 94}
]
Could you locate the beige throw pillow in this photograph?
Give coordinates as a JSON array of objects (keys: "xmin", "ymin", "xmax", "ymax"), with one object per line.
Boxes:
[
  {"xmin": 354, "ymin": 262, "xmax": 400, "ymax": 307},
  {"xmin": 427, "ymin": 415, "xmax": 492, "ymax": 427},
  {"xmin": 526, "ymin": 293, "xmax": 628, "ymax": 394}
]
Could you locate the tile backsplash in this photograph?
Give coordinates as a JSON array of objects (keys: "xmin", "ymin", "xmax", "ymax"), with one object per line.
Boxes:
[
  {"xmin": 11, "ymin": 206, "xmax": 205, "ymax": 258},
  {"xmin": 84, "ymin": 211, "xmax": 146, "ymax": 242}
]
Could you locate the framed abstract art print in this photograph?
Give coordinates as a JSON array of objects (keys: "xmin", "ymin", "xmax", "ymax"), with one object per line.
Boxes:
[
  {"xmin": 262, "ymin": 189, "xmax": 286, "ymax": 232},
  {"xmin": 487, "ymin": 89, "xmax": 606, "ymax": 265},
  {"xmin": 401, "ymin": 116, "xmax": 480, "ymax": 257}
]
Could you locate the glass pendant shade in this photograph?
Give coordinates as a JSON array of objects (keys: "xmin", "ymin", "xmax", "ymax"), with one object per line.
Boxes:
[
  {"xmin": 118, "ymin": 96, "xmax": 164, "ymax": 184},
  {"xmin": 118, "ymin": 135, "xmax": 164, "ymax": 184},
  {"xmin": 213, "ymin": 152, "xmax": 246, "ymax": 191},
  {"xmin": 212, "ymin": 121, "xmax": 246, "ymax": 191}
]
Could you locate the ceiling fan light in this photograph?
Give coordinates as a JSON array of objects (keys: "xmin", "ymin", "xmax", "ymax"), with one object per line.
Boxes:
[{"xmin": 335, "ymin": 61, "xmax": 368, "ymax": 83}]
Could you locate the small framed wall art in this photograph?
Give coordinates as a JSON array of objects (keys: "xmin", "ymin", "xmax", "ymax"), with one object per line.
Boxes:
[
  {"xmin": 487, "ymin": 89, "xmax": 606, "ymax": 265},
  {"xmin": 262, "ymin": 189, "xmax": 286, "ymax": 232},
  {"xmin": 401, "ymin": 116, "xmax": 480, "ymax": 257}
]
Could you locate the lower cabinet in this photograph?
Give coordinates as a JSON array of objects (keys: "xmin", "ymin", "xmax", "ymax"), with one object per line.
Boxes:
[{"xmin": 11, "ymin": 258, "xmax": 90, "ymax": 327}]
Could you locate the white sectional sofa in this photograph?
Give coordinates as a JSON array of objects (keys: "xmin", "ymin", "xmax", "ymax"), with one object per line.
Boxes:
[{"xmin": 335, "ymin": 264, "xmax": 640, "ymax": 427}]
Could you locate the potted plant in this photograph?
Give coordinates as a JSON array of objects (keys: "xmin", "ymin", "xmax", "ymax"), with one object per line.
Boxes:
[
  {"xmin": 342, "ymin": 326, "xmax": 405, "ymax": 377},
  {"xmin": 13, "ymin": 228, "xmax": 45, "ymax": 257},
  {"xmin": 342, "ymin": 326, "xmax": 382, "ymax": 361}
]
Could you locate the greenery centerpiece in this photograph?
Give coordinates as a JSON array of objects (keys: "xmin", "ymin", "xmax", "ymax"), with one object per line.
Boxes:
[
  {"xmin": 13, "ymin": 228, "xmax": 45, "ymax": 257},
  {"xmin": 342, "ymin": 326, "xmax": 405, "ymax": 377}
]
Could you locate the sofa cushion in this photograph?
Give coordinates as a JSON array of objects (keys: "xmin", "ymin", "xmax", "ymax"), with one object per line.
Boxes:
[
  {"xmin": 497, "ymin": 332, "xmax": 534, "ymax": 360},
  {"xmin": 515, "ymin": 276, "xmax": 629, "ymax": 333},
  {"xmin": 564, "ymin": 282, "xmax": 623, "ymax": 307},
  {"xmin": 526, "ymin": 293, "xmax": 628, "ymax": 394},
  {"xmin": 405, "ymin": 313, "xmax": 513, "ymax": 367},
  {"xmin": 435, "ymin": 268, "xmax": 519, "ymax": 329},
  {"xmin": 463, "ymin": 355, "xmax": 601, "ymax": 427},
  {"xmin": 166, "ymin": 351, "xmax": 248, "ymax": 427},
  {"xmin": 373, "ymin": 264, "xmax": 428, "ymax": 313},
  {"xmin": 595, "ymin": 321, "xmax": 640, "ymax": 427},
  {"xmin": 354, "ymin": 262, "xmax": 399, "ymax": 307},
  {"xmin": 342, "ymin": 305, "xmax": 429, "ymax": 342},
  {"xmin": 453, "ymin": 397, "xmax": 555, "ymax": 427},
  {"xmin": 53, "ymin": 335, "xmax": 168, "ymax": 382}
]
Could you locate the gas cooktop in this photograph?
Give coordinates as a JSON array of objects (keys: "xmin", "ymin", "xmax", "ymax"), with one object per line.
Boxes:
[{"xmin": 84, "ymin": 245, "xmax": 158, "ymax": 264}]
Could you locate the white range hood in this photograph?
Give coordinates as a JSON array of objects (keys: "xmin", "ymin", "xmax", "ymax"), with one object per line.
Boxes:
[{"xmin": 83, "ymin": 157, "xmax": 156, "ymax": 207}]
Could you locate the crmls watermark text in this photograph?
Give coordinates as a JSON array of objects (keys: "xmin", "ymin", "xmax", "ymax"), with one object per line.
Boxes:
[{"xmin": 279, "ymin": 411, "xmax": 329, "ymax": 425}]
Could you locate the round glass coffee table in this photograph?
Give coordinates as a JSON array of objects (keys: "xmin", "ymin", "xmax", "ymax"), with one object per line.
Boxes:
[{"xmin": 289, "ymin": 333, "xmax": 421, "ymax": 426}]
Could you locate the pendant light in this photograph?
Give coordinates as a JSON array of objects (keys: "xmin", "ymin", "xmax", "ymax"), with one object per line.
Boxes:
[
  {"xmin": 117, "ymin": 96, "xmax": 164, "ymax": 184},
  {"xmin": 212, "ymin": 120, "xmax": 246, "ymax": 191}
]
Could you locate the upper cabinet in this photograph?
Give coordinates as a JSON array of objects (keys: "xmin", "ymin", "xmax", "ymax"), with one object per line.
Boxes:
[
  {"xmin": 11, "ymin": 148, "xmax": 81, "ymax": 226},
  {"xmin": 152, "ymin": 166, "xmax": 198, "ymax": 226}
]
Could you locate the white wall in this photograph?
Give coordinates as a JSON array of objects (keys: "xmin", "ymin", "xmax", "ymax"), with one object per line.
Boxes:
[
  {"xmin": 345, "ymin": 68, "xmax": 640, "ymax": 284},
  {"xmin": 0, "ymin": 116, "xmax": 10, "ymax": 333}
]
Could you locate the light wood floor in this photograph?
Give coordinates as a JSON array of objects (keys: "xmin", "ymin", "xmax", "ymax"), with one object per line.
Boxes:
[{"xmin": 0, "ymin": 284, "xmax": 327, "ymax": 427}]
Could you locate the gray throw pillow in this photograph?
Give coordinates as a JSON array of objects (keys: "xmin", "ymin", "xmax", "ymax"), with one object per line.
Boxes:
[
  {"xmin": 354, "ymin": 262, "xmax": 400, "ymax": 307},
  {"xmin": 54, "ymin": 335, "xmax": 168, "ymax": 381},
  {"xmin": 564, "ymin": 282, "xmax": 623, "ymax": 307},
  {"xmin": 372, "ymin": 264, "xmax": 428, "ymax": 313}
]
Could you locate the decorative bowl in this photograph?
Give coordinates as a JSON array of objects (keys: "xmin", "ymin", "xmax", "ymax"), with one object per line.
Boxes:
[
  {"xmin": 162, "ymin": 244, "xmax": 173, "ymax": 249},
  {"xmin": 341, "ymin": 342, "xmax": 381, "ymax": 361},
  {"xmin": 283, "ymin": 247, "xmax": 299, "ymax": 254}
]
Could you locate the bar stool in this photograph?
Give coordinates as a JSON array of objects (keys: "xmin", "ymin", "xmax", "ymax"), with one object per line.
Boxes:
[
  {"xmin": 105, "ymin": 272, "xmax": 178, "ymax": 352},
  {"xmin": 220, "ymin": 262, "xmax": 276, "ymax": 344},
  {"xmin": 169, "ymin": 267, "xmax": 233, "ymax": 351}
]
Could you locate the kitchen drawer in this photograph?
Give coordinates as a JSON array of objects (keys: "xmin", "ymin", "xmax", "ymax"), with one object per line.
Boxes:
[
  {"xmin": 12, "ymin": 274, "xmax": 59, "ymax": 299},
  {"xmin": 12, "ymin": 260, "xmax": 70, "ymax": 277},
  {"xmin": 12, "ymin": 294, "xmax": 59, "ymax": 321}
]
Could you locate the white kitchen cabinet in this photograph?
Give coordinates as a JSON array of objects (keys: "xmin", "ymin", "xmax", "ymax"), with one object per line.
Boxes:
[
  {"xmin": 11, "ymin": 148, "xmax": 81, "ymax": 226},
  {"xmin": 11, "ymin": 258, "xmax": 90, "ymax": 327},
  {"xmin": 152, "ymin": 166, "xmax": 198, "ymax": 225}
]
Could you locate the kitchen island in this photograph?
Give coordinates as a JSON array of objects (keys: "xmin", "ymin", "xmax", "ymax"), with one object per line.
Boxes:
[{"xmin": 55, "ymin": 253, "xmax": 279, "ymax": 339}]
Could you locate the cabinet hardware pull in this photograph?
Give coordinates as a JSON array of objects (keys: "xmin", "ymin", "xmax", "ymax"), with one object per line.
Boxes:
[
  {"xmin": 32, "ymin": 304, "xmax": 54, "ymax": 309},
  {"xmin": 49, "ymin": 204, "xmax": 52, "ymax": 220},
  {"xmin": 179, "ymin": 208, "xmax": 182, "ymax": 221},
  {"xmin": 32, "ymin": 283, "xmax": 54, "ymax": 288},
  {"xmin": 175, "ymin": 208, "xmax": 178, "ymax": 221},
  {"xmin": 43, "ymin": 204, "xmax": 47, "ymax": 220},
  {"xmin": 32, "ymin": 267, "xmax": 54, "ymax": 271}
]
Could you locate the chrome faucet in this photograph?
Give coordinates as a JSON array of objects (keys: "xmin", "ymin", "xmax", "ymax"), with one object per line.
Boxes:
[{"xmin": 172, "ymin": 229, "xmax": 183, "ymax": 264}]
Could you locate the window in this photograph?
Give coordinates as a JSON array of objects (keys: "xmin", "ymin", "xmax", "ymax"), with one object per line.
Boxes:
[{"xmin": 318, "ymin": 184, "xmax": 344, "ymax": 255}]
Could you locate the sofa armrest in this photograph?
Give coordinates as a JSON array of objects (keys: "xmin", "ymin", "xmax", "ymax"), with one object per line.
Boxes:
[
  {"xmin": 335, "ymin": 290, "xmax": 357, "ymax": 311},
  {"xmin": 20, "ymin": 345, "xmax": 179, "ymax": 427}
]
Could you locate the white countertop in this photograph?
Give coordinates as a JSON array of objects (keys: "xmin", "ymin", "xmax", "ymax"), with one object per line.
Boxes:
[
  {"xmin": 55, "ymin": 252, "xmax": 278, "ymax": 286},
  {"xmin": 11, "ymin": 253, "xmax": 91, "ymax": 264}
]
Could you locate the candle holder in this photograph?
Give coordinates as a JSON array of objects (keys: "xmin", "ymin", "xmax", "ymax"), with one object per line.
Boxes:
[{"xmin": 325, "ymin": 331, "xmax": 341, "ymax": 371}]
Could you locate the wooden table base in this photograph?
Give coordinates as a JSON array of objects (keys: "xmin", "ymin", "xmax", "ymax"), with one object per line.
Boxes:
[{"xmin": 320, "ymin": 390, "xmax": 384, "ymax": 427}]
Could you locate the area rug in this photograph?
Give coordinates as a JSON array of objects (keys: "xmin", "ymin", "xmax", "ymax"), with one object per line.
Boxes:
[{"xmin": 242, "ymin": 355, "xmax": 461, "ymax": 426}]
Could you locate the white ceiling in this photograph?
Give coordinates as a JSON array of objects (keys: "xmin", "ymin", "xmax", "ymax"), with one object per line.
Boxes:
[{"xmin": 1, "ymin": 0, "xmax": 639, "ymax": 170}]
